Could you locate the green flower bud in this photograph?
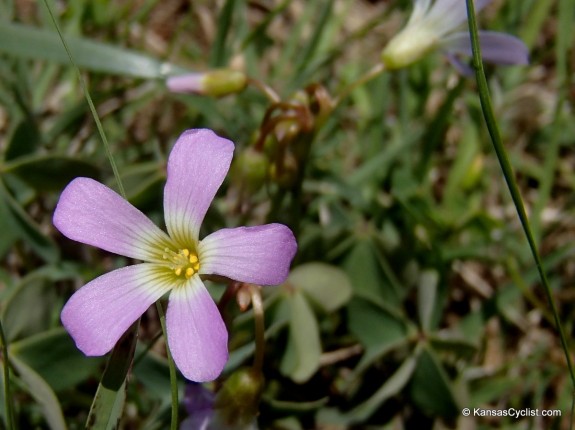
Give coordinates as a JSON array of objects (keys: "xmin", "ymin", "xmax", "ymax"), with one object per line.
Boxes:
[
  {"xmin": 381, "ymin": 26, "xmax": 438, "ymax": 70},
  {"xmin": 214, "ymin": 367, "xmax": 264, "ymax": 427},
  {"xmin": 167, "ymin": 69, "xmax": 247, "ymax": 97},
  {"xmin": 231, "ymin": 147, "xmax": 269, "ymax": 191}
]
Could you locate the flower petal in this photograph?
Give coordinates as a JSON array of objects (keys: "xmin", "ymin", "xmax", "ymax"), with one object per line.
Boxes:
[
  {"xmin": 408, "ymin": 0, "xmax": 432, "ymax": 26},
  {"xmin": 61, "ymin": 264, "xmax": 173, "ymax": 356},
  {"xmin": 166, "ymin": 277, "xmax": 228, "ymax": 382},
  {"xmin": 442, "ymin": 31, "xmax": 529, "ymax": 65},
  {"xmin": 53, "ymin": 177, "xmax": 173, "ymax": 262},
  {"xmin": 443, "ymin": 51, "xmax": 475, "ymax": 76},
  {"xmin": 166, "ymin": 73, "xmax": 204, "ymax": 94},
  {"xmin": 426, "ymin": 0, "xmax": 491, "ymax": 37},
  {"xmin": 163, "ymin": 129, "xmax": 234, "ymax": 247},
  {"xmin": 199, "ymin": 224, "xmax": 297, "ymax": 285}
]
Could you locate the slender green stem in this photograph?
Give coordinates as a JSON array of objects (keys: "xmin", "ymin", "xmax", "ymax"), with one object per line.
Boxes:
[
  {"xmin": 42, "ymin": 2, "xmax": 137, "ymax": 426},
  {"xmin": 465, "ymin": 0, "xmax": 575, "ymax": 388},
  {"xmin": 0, "ymin": 319, "xmax": 15, "ymax": 430},
  {"xmin": 333, "ymin": 63, "xmax": 386, "ymax": 109},
  {"xmin": 156, "ymin": 302, "xmax": 179, "ymax": 430},
  {"xmin": 248, "ymin": 285, "xmax": 265, "ymax": 373},
  {"xmin": 247, "ymin": 77, "xmax": 281, "ymax": 103},
  {"xmin": 42, "ymin": 0, "xmax": 125, "ymax": 198}
]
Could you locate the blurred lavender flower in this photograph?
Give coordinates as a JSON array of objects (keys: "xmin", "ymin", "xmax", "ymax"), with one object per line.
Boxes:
[
  {"xmin": 180, "ymin": 382, "xmax": 258, "ymax": 430},
  {"xmin": 167, "ymin": 70, "xmax": 248, "ymax": 97},
  {"xmin": 53, "ymin": 129, "xmax": 297, "ymax": 382},
  {"xmin": 180, "ymin": 383, "xmax": 215, "ymax": 430},
  {"xmin": 381, "ymin": 0, "xmax": 529, "ymax": 73}
]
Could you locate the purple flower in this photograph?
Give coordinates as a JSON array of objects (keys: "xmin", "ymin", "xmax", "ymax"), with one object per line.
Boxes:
[
  {"xmin": 181, "ymin": 383, "xmax": 215, "ymax": 430},
  {"xmin": 381, "ymin": 0, "xmax": 529, "ymax": 72},
  {"xmin": 53, "ymin": 129, "xmax": 297, "ymax": 382},
  {"xmin": 180, "ymin": 382, "xmax": 259, "ymax": 430}
]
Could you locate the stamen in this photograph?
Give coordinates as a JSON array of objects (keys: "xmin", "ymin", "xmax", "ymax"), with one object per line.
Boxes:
[{"xmin": 162, "ymin": 247, "xmax": 201, "ymax": 279}]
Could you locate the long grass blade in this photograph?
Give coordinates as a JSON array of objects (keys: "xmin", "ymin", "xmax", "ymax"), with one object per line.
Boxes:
[
  {"xmin": 464, "ymin": 0, "xmax": 575, "ymax": 389},
  {"xmin": 0, "ymin": 21, "xmax": 187, "ymax": 79},
  {"xmin": 41, "ymin": 1, "xmax": 134, "ymax": 427}
]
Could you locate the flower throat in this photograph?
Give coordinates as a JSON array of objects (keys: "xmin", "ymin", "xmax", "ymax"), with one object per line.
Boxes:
[{"xmin": 163, "ymin": 248, "xmax": 200, "ymax": 279}]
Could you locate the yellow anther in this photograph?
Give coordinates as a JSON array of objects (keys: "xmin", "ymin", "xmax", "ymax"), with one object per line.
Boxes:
[{"xmin": 163, "ymin": 247, "xmax": 200, "ymax": 278}]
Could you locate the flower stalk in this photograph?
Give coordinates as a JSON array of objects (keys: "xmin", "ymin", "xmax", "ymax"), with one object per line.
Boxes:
[
  {"xmin": 465, "ymin": 0, "xmax": 575, "ymax": 388},
  {"xmin": 156, "ymin": 301, "xmax": 178, "ymax": 430},
  {"xmin": 249, "ymin": 284, "xmax": 265, "ymax": 373}
]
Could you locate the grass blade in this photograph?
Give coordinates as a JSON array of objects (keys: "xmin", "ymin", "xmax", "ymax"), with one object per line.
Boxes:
[
  {"xmin": 464, "ymin": 0, "xmax": 575, "ymax": 389},
  {"xmin": 0, "ymin": 21, "xmax": 188, "ymax": 79}
]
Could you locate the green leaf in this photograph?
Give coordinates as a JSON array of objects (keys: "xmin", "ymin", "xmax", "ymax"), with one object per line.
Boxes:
[
  {"xmin": 0, "ymin": 21, "xmax": 188, "ymax": 79},
  {"xmin": 343, "ymin": 239, "xmax": 399, "ymax": 306},
  {"xmin": 288, "ymin": 262, "xmax": 352, "ymax": 312},
  {"xmin": 350, "ymin": 355, "xmax": 417, "ymax": 422},
  {"xmin": 226, "ymin": 319, "xmax": 288, "ymax": 371},
  {"xmin": 10, "ymin": 328, "xmax": 102, "ymax": 392},
  {"xmin": 347, "ymin": 298, "xmax": 409, "ymax": 373},
  {"xmin": 0, "ymin": 360, "xmax": 6, "ymax": 427},
  {"xmin": 428, "ymin": 335, "xmax": 477, "ymax": 361},
  {"xmin": 86, "ymin": 380, "xmax": 127, "ymax": 430},
  {"xmin": 1, "ymin": 277, "xmax": 58, "ymax": 342},
  {"xmin": 294, "ymin": 0, "xmax": 334, "ymax": 76},
  {"xmin": 417, "ymin": 269, "xmax": 439, "ymax": 332},
  {"xmin": 86, "ymin": 322, "xmax": 139, "ymax": 430},
  {"xmin": 44, "ymin": 98, "xmax": 91, "ymax": 143},
  {"xmin": 0, "ymin": 181, "xmax": 60, "ymax": 263},
  {"xmin": 210, "ymin": 0, "xmax": 237, "ymax": 67},
  {"xmin": 132, "ymin": 347, "xmax": 173, "ymax": 406},
  {"xmin": 0, "ymin": 192, "xmax": 20, "ymax": 259},
  {"xmin": 319, "ymin": 355, "xmax": 417, "ymax": 425},
  {"xmin": 410, "ymin": 347, "xmax": 459, "ymax": 418},
  {"xmin": 266, "ymin": 396, "xmax": 328, "ymax": 413},
  {"xmin": 3, "ymin": 154, "xmax": 100, "ymax": 191},
  {"xmin": 4, "ymin": 117, "xmax": 41, "ymax": 161},
  {"xmin": 470, "ymin": 375, "xmax": 519, "ymax": 406},
  {"xmin": 280, "ymin": 291, "xmax": 321, "ymax": 383},
  {"xmin": 118, "ymin": 161, "xmax": 165, "ymax": 208},
  {"xmin": 442, "ymin": 122, "xmax": 481, "ymax": 203},
  {"xmin": 10, "ymin": 355, "xmax": 67, "ymax": 430}
]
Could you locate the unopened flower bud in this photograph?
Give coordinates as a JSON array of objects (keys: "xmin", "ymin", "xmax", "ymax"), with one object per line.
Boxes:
[
  {"xmin": 381, "ymin": 26, "xmax": 437, "ymax": 70},
  {"xmin": 214, "ymin": 367, "xmax": 264, "ymax": 427},
  {"xmin": 236, "ymin": 284, "xmax": 252, "ymax": 311},
  {"xmin": 167, "ymin": 69, "xmax": 247, "ymax": 97},
  {"xmin": 231, "ymin": 147, "xmax": 269, "ymax": 191},
  {"xmin": 269, "ymin": 153, "xmax": 298, "ymax": 189}
]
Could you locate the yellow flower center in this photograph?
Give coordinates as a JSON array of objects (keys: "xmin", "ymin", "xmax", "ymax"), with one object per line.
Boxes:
[{"xmin": 162, "ymin": 248, "xmax": 201, "ymax": 279}]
